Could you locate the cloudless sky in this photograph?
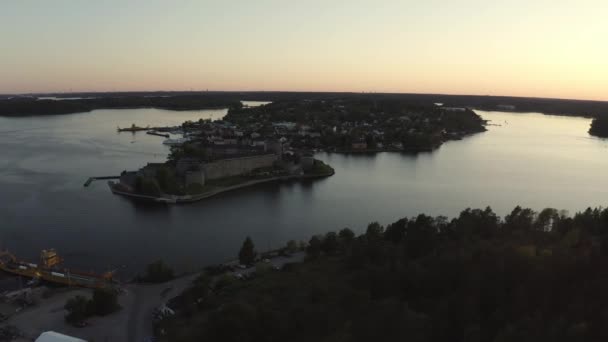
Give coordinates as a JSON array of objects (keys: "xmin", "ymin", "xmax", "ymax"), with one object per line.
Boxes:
[{"xmin": 1, "ymin": 0, "xmax": 607, "ymax": 100}]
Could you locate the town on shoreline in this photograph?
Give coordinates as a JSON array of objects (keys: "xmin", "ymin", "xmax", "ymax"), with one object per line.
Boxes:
[{"xmin": 107, "ymin": 97, "xmax": 486, "ymax": 203}]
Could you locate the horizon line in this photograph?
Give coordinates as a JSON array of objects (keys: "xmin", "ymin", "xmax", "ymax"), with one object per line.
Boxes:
[{"xmin": 2, "ymin": 90, "xmax": 608, "ymax": 104}]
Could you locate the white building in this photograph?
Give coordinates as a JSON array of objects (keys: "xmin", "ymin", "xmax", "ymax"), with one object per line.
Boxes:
[{"xmin": 36, "ymin": 331, "xmax": 86, "ymax": 342}]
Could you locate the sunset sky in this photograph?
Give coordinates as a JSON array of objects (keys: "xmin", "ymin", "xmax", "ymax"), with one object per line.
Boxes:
[{"xmin": 1, "ymin": 0, "xmax": 607, "ymax": 100}]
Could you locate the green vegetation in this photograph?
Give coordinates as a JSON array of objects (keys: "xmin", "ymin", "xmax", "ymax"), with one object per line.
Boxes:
[
  {"xmin": 156, "ymin": 167, "xmax": 181, "ymax": 195},
  {"xmin": 135, "ymin": 176, "xmax": 162, "ymax": 197},
  {"xmin": 306, "ymin": 159, "xmax": 334, "ymax": 176},
  {"xmin": 140, "ymin": 260, "xmax": 175, "ymax": 283},
  {"xmin": 238, "ymin": 237, "xmax": 257, "ymax": 266},
  {"xmin": 285, "ymin": 240, "xmax": 299, "ymax": 254},
  {"xmin": 0, "ymin": 94, "xmax": 242, "ymax": 116},
  {"xmin": 589, "ymin": 116, "xmax": 608, "ymax": 137},
  {"xmin": 64, "ymin": 289, "xmax": 120, "ymax": 325},
  {"xmin": 159, "ymin": 205, "xmax": 608, "ymax": 341},
  {"xmin": 225, "ymin": 98, "xmax": 486, "ymax": 152},
  {"xmin": 64, "ymin": 295, "xmax": 89, "ymax": 325},
  {"xmin": 185, "ymin": 183, "xmax": 208, "ymax": 195}
]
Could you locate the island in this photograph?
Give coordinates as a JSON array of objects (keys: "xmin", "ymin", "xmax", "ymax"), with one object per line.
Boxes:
[
  {"xmin": 224, "ymin": 97, "xmax": 486, "ymax": 153},
  {"xmin": 107, "ymin": 98, "xmax": 487, "ymax": 203},
  {"xmin": 109, "ymin": 132, "xmax": 335, "ymax": 204},
  {"xmin": 588, "ymin": 116, "xmax": 608, "ymax": 138}
]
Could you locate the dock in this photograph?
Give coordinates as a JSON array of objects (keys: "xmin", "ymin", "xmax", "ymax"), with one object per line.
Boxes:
[
  {"xmin": 117, "ymin": 124, "xmax": 150, "ymax": 132},
  {"xmin": 146, "ymin": 131, "xmax": 170, "ymax": 138},
  {"xmin": 84, "ymin": 176, "xmax": 120, "ymax": 187},
  {"xmin": 0, "ymin": 249, "xmax": 114, "ymax": 289}
]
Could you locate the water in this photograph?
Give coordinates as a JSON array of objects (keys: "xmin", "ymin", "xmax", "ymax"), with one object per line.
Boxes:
[
  {"xmin": 0, "ymin": 109, "xmax": 607, "ymax": 277},
  {"xmin": 36, "ymin": 97, "xmax": 98, "ymax": 100}
]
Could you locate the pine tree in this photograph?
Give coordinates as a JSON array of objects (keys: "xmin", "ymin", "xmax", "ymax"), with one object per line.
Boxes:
[{"xmin": 239, "ymin": 237, "xmax": 257, "ymax": 265}]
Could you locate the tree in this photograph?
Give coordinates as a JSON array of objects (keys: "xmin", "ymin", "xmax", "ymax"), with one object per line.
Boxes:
[
  {"xmin": 339, "ymin": 228, "xmax": 355, "ymax": 243},
  {"xmin": 307, "ymin": 236, "xmax": 322, "ymax": 258},
  {"xmin": 321, "ymin": 232, "xmax": 339, "ymax": 254},
  {"xmin": 504, "ymin": 206, "xmax": 536, "ymax": 231},
  {"xmin": 90, "ymin": 288, "xmax": 120, "ymax": 316},
  {"xmin": 64, "ymin": 295, "xmax": 90, "ymax": 325},
  {"xmin": 191, "ymin": 274, "xmax": 212, "ymax": 298},
  {"xmin": 384, "ymin": 218, "xmax": 407, "ymax": 243},
  {"xmin": 239, "ymin": 237, "xmax": 257, "ymax": 265},
  {"xmin": 451, "ymin": 207, "xmax": 499, "ymax": 238},
  {"xmin": 138, "ymin": 177, "xmax": 162, "ymax": 197},
  {"xmin": 535, "ymin": 208, "xmax": 560, "ymax": 232},
  {"xmin": 142, "ymin": 260, "xmax": 174, "ymax": 283},
  {"xmin": 285, "ymin": 240, "xmax": 298, "ymax": 254},
  {"xmin": 366, "ymin": 222, "xmax": 384, "ymax": 240},
  {"xmin": 404, "ymin": 214, "xmax": 437, "ymax": 259}
]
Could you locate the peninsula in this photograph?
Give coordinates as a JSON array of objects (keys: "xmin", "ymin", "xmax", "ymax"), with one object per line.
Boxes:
[
  {"xmin": 0, "ymin": 93, "xmax": 242, "ymax": 116},
  {"xmin": 224, "ymin": 97, "xmax": 486, "ymax": 152},
  {"xmin": 109, "ymin": 119, "xmax": 334, "ymax": 204},
  {"xmin": 3, "ymin": 92, "xmax": 608, "ymax": 121},
  {"xmin": 588, "ymin": 116, "xmax": 608, "ymax": 138}
]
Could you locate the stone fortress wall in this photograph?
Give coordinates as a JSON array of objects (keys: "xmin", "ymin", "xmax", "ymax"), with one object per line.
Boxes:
[{"xmin": 203, "ymin": 154, "xmax": 278, "ymax": 180}]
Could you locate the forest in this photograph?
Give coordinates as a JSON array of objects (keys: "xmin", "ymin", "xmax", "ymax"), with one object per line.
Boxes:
[
  {"xmin": 0, "ymin": 94, "xmax": 242, "ymax": 116},
  {"xmin": 2, "ymin": 91, "xmax": 608, "ymax": 120},
  {"xmin": 159, "ymin": 205, "xmax": 608, "ymax": 342}
]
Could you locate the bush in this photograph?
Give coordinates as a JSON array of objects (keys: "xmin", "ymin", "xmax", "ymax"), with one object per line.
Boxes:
[
  {"xmin": 64, "ymin": 289, "xmax": 120, "ymax": 325},
  {"xmin": 307, "ymin": 160, "xmax": 334, "ymax": 175},
  {"xmin": 186, "ymin": 183, "xmax": 207, "ymax": 195},
  {"xmin": 239, "ymin": 237, "xmax": 257, "ymax": 266},
  {"xmin": 141, "ymin": 260, "xmax": 175, "ymax": 283},
  {"xmin": 65, "ymin": 295, "xmax": 90, "ymax": 325},
  {"xmin": 90, "ymin": 288, "xmax": 120, "ymax": 316},
  {"xmin": 136, "ymin": 177, "xmax": 162, "ymax": 197}
]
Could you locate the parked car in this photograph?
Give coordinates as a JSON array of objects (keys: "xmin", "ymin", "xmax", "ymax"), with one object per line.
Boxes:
[{"xmin": 75, "ymin": 321, "xmax": 89, "ymax": 328}]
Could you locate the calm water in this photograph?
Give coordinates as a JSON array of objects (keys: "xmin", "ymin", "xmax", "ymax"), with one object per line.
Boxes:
[{"xmin": 0, "ymin": 109, "xmax": 607, "ymax": 277}]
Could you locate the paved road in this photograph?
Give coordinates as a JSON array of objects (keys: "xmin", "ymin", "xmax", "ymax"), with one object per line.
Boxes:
[
  {"xmin": 6, "ymin": 252, "xmax": 306, "ymax": 341},
  {"xmin": 128, "ymin": 252, "xmax": 305, "ymax": 341},
  {"xmin": 127, "ymin": 274, "xmax": 198, "ymax": 342}
]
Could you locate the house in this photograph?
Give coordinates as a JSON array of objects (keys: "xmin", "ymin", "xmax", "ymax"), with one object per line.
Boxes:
[
  {"xmin": 223, "ymin": 135, "xmax": 239, "ymax": 145},
  {"xmin": 352, "ymin": 141, "xmax": 368, "ymax": 150},
  {"xmin": 442, "ymin": 107, "xmax": 466, "ymax": 112},
  {"xmin": 36, "ymin": 331, "xmax": 86, "ymax": 342},
  {"xmin": 497, "ymin": 104, "xmax": 516, "ymax": 111}
]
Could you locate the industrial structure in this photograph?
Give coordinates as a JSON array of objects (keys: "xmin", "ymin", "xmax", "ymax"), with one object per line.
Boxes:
[{"xmin": 0, "ymin": 249, "xmax": 114, "ymax": 289}]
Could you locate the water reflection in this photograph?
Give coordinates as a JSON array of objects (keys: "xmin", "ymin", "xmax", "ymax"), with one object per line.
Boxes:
[{"xmin": 0, "ymin": 109, "xmax": 607, "ymax": 275}]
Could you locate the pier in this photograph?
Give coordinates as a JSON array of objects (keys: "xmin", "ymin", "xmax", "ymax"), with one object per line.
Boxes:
[
  {"xmin": 146, "ymin": 131, "xmax": 170, "ymax": 138},
  {"xmin": 84, "ymin": 176, "xmax": 120, "ymax": 187},
  {"xmin": 0, "ymin": 250, "xmax": 114, "ymax": 289}
]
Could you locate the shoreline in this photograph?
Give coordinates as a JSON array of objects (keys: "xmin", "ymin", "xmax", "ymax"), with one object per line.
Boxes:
[{"xmin": 109, "ymin": 171, "xmax": 334, "ymax": 204}]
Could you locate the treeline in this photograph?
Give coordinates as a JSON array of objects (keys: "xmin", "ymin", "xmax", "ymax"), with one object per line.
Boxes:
[
  {"xmin": 0, "ymin": 95, "xmax": 242, "ymax": 116},
  {"xmin": 161, "ymin": 205, "xmax": 608, "ymax": 341},
  {"xmin": 4, "ymin": 91, "xmax": 607, "ymax": 119}
]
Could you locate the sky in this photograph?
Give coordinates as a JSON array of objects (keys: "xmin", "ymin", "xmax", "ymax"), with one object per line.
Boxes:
[{"xmin": 0, "ymin": 0, "xmax": 607, "ymax": 100}]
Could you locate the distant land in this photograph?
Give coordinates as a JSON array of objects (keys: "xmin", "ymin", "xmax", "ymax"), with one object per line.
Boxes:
[{"xmin": 1, "ymin": 91, "xmax": 608, "ymax": 119}]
